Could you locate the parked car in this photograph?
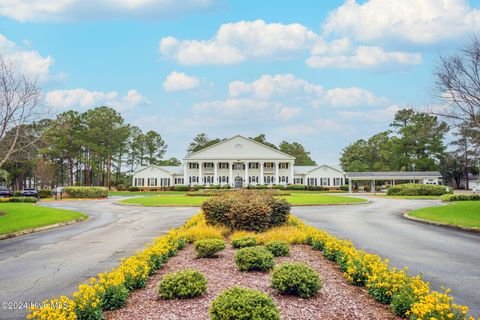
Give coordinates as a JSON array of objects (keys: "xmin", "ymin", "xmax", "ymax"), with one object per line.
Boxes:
[
  {"xmin": 20, "ymin": 188, "xmax": 39, "ymax": 198},
  {"xmin": 0, "ymin": 188, "xmax": 13, "ymax": 197}
]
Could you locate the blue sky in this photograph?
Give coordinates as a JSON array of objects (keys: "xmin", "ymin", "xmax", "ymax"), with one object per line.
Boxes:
[{"xmin": 1, "ymin": 0, "xmax": 479, "ymax": 164}]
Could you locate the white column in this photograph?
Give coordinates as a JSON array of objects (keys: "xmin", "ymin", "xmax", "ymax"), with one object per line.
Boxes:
[
  {"xmin": 274, "ymin": 161, "xmax": 279, "ymax": 185},
  {"xmin": 244, "ymin": 161, "xmax": 249, "ymax": 187},
  {"xmin": 229, "ymin": 161, "xmax": 233, "ymax": 187},
  {"xmin": 259, "ymin": 162, "xmax": 264, "ymax": 185},
  {"xmin": 214, "ymin": 161, "xmax": 218, "ymax": 185},
  {"xmin": 290, "ymin": 161, "xmax": 294, "ymax": 185},
  {"xmin": 348, "ymin": 179, "xmax": 352, "ymax": 193},
  {"xmin": 198, "ymin": 161, "xmax": 203, "ymax": 185},
  {"xmin": 183, "ymin": 162, "xmax": 187, "ymax": 186}
]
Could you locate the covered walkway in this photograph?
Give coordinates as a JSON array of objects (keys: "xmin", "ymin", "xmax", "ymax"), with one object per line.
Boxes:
[{"xmin": 346, "ymin": 171, "xmax": 442, "ymax": 193}]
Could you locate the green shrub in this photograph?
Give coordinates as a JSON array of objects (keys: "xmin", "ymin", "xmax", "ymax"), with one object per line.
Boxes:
[
  {"xmin": 202, "ymin": 190, "xmax": 291, "ymax": 232},
  {"xmin": 265, "ymin": 241, "xmax": 290, "ymax": 257},
  {"xmin": 340, "ymin": 185, "xmax": 349, "ymax": 192},
  {"xmin": 390, "ymin": 286, "xmax": 418, "ymax": 317},
  {"xmin": 8, "ymin": 196, "xmax": 37, "ymax": 203},
  {"xmin": 440, "ymin": 194, "xmax": 480, "ymax": 202},
  {"xmin": 38, "ymin": 189, "xmax": 53, "ymax": 198},
  {"xmin": 234, "ymin": 246, "xmax": 274, "ymax": 272},
  {"xmin": 270, "ymin": 263, "xmax": 322, "ymax": 298},
  {"xmin": 101, "ymin": 283, "xmax": 129, "ymax": 310},
  {"xmin": 306, "ymin": 186, "xmax": 325, "ymax": 191},
  {"xmin": 209, "ymin": 287, "xmax": 280, "ymax": 320},
  {"xmin": 174, "ymin": 184, "xmax": 189, "ymax": 191},
  {"xmin": 255, "ymin": 184, "xmax": 268, "ymax": 189},
  {"xmin": 194, "ymin": 239, "xmax": 226, "ymax": 258},
  {"xmin": 386, "ymin": 183, "xmax": 452, "ymax": 196},
  {"xmin": 63, "ymin": 187, "xmax": 108, "ymax": 198},
  {"xmin": 286, "ymin": 184, "xmax": 305, "ymax": 190},
  {"xmin": 13, "ymin": 190, "xmax": 21, "ymax": 197},
  {"xmin": 128, "ymin": 186, "xmax": 140, "ymax": 192},
  {"xmin": 271, "ymin": 184, "xmax": 285, "ymax": 189},
  {"xmin": 231, "ymin": 236, "xmax": 257, "ymax": 249},
  {"xmin": 157, "ymin": 269, "xmax": 207, "ymax": 300}
]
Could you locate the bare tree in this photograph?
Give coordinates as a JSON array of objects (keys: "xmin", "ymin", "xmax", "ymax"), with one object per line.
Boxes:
[
  {"xmin": 0, "ymin": 55, "xmax": 41, "ymax": 167},
  {"xmin": 434, "ymin": 36, "xmax": 480, "ymax": 129}
]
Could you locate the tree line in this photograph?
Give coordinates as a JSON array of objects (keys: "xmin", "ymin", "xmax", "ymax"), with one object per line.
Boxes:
[
  {"xmin": 0, "ymin": 106, "xmax": 177, "ymax": 189},
  {"xmin": 340, "ymin": 37, "xmax": 480, "ymax": 189}
]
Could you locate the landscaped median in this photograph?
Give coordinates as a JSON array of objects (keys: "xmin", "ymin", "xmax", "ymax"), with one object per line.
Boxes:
[
  {"xmin": 28, "ymin": 190, "xmax": 474, "ymax": 320},
  {"xmin": 117, "ymin": 189, "xmax": 367, "ymax": 207},
  {"xmin": 0, "ymin": 203, "xmax": 87, "ymax": 239}
]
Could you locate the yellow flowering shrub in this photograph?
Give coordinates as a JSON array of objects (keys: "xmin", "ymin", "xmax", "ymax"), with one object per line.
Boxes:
[
  {"xmin": 410, "ymin": 289, "xmax": 470, "ymax": 320},
  {"xmin": 27, "ymin": 296, "xmax": 76, "ymax": 320},
  {"xmin": 28, "ymin": 214, "xmax": 207, "ymax": 320}
]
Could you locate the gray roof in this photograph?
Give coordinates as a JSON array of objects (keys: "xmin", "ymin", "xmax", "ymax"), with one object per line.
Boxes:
[
  {"xmin": 294, "ymin": 165, "xmax": 345, "ymax": 175},
  {"xmin": 159, "ymin": 166, "xmax": 183, "ymax": 175},
  {"xmin": 347, "ymin": 171, "xmax": 441, "ymax": 179},
  {"xmin": 293, "ymin": 166, "xmax": 317, "ymax": 174},
  {"xmin": 133, "ymin": 165, "xmax": 183, "ymax": 175}
]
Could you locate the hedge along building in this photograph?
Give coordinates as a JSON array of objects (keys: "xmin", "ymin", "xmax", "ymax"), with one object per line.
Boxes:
[{"xmin": 132, "ymin": 135, "xmax": 347, "ymax": 188}]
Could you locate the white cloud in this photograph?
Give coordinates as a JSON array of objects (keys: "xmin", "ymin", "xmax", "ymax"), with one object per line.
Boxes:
[
  {"xmin": 193, "ymin": 98, "xmax": 301, "ymax": 121},
  {"xmin": 314, "ymin": 87, "xmax": 389, "ymax": 108},
  {"xmin": 163, "ymin": 71, "xmax": 199, "ymax": 92},
  {"xmin": 0, "ymin": 0, "xmax": 218, "ymax": 22},
  {"xmin": 45, "ymin": 89, "xmax": 149, "ymax": 112},
  {"xmin": 0, "ymin": 33, "xmax": 55, "ymax": 82},
  {"xmin": 229, "ymin": 73, "xmax": 323, "ymax": 99},
  {"xmin": 339, "ymin": 105, "xmax": 400, "ymax": 121},
  {"xmin": 281, "ymin": 119, "xmax": 345, "ymax": 136},
  {"xmin": 159, "ymin": 19, "xmax": 320, "ymax": 65},
  {"xmin": 307, "ymin": 45, "xmax": 422, "ymax": 69},
  {"xmin": 228, "ymin": 73, "xmax": 387, "ymax": 108},
  {"xmin": 323, "ymin": 0, "xmax": 480, "ymax": 44}
]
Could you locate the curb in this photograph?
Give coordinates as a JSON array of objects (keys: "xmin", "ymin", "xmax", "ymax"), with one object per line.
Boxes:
[
  {"xmin": 0, "ymin": 217, "xmax": 87, "ymax": 241},
  {"xmin": 403, "ymin": 212, "xmax": 480, "ymax": 233}
]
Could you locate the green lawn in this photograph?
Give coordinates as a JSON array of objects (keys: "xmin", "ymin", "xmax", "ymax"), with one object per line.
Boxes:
[
  {"xmin": 119, "ymin": 193, "xmax": 366, "ymax": 206},
  {"xmin": 0, "ymin": 203, "xmax": 87, "ymax": 235},
  {"xmin": 408, "ymin": 201, "xmax": 480, "ymax": 228}
]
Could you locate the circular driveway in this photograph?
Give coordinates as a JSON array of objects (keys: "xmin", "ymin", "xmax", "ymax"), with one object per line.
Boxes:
[{"xmin": 0, "ymin": 196, "xmax": 478, "ymax": 319}]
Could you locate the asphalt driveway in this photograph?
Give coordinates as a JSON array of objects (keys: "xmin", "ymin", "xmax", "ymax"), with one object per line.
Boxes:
[
  {"xmin": 0, "ymin": 198, "xmax": 197, "ymax": 319},
  {"xmin": 292, "ymin": 196, "xmax": 480, "ymax": 316},
  {"xmin": 0, "ymin": 196, "xmax": 479, "ymax": 319}
]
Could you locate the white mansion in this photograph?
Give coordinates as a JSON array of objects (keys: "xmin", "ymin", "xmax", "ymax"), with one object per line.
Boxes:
[{"xmin": 132, "ymin": 135, "xmax": 346, "ymax": 188}]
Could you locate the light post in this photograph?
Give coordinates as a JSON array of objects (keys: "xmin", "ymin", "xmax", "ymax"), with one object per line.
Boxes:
[{"xmin": 412, "ymin": 163, "xmax": 416, "ymax": 184}]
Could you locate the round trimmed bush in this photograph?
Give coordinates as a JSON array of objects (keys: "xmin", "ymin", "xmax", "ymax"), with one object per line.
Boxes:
[
  {"xmin": 209, "ymin": 287, "xmax": 280, "ymax": 320},
  {"xmin": 231, "ymin": 236, "xmax": 257, "ymax": 249},
  {"xmin": 194, "ymin": 239, "xmax": 226, "ymax": 258},
  {"xmin": 158, "ymin": 269, "xmax": 207, "ymax": 300},
  {"xmin": 234, "ymin": 247, "xmax": 274, "ymax": 272},
  {"xmin": 265, "ymin": 241, "xmax": 290, "ymax": 257},
  {"xmin": 271, "ymin": 263, "xmax": 322, "ymax": 298}
]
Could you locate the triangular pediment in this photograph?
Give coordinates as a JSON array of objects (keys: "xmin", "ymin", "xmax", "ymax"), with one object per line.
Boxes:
[{"xmin": 184, "ymin": 135, "xmax": 295, "ymax": 161}]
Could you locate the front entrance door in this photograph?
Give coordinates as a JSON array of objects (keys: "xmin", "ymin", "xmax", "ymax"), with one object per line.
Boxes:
[{"xmin": 234, "ymin": 176, "xmax": 243, "ymax": 188}]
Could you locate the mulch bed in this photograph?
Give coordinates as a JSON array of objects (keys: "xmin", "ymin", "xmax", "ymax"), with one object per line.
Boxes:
[{"xmin": 105, "ymin": 243, "xmax": 400, "ymax": 320}]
